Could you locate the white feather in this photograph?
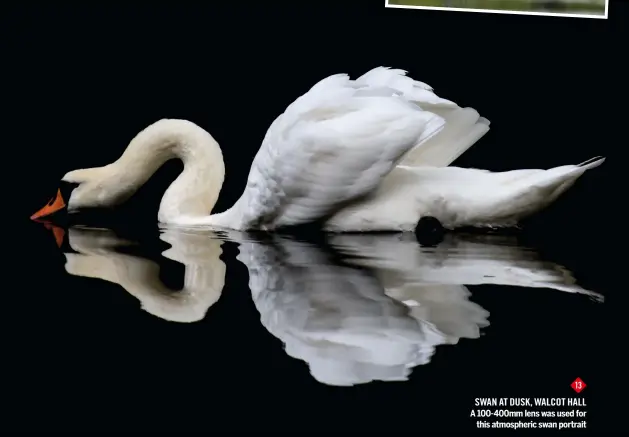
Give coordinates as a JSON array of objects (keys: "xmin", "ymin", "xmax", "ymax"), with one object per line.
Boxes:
[
  {"xmin": 325, "ymin": 157, "xmax": 605, "ymax": 231},
  {"xmin": 355, "ymin": 67, "xmax": 490, "ymax": 167},
  {"xmin": 234, "ymin": 72, "xmax": 446, "ymax": 229}
]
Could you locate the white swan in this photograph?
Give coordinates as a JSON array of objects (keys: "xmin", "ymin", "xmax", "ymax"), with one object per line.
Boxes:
[{"xmin": 30, "ymin": 67, "xmax": 604, "ymax": 232}]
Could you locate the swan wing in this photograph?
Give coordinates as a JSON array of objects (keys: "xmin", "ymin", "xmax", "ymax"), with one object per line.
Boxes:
[
  {"xmin": 238, "ymin": 72, "xmax": 446, "ymax": 229},
  {"xmin": 356, "ymin": 67, "xmax": 490, "ymax": 167}
]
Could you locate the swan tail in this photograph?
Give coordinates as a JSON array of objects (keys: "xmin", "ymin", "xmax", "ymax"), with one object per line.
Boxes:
[
  {"xmin": 400, "ymin": 107, "xmax": 490, "ymax": 167},
  {"xmin": 487, "ymin": 157, "xmax": 605, "ymax": 223},
  {"xmin": 577, "ymin": 155, "xmax": 606, "ymax": 169},
  {"xmin": 512, "ymin": 156, "xmax": 604, "ymax": 195},
  {"xmin": 544, "ymin": 156, "xmax": 605, "ymax": 202}
]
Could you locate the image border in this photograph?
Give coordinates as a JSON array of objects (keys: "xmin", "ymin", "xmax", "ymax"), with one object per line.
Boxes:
[{"xmin": 385, "ymin": 0, "xmax": 609, "ymax": 19}]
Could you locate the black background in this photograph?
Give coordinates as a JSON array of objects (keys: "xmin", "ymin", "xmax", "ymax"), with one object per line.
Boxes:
[{"xmin": 3, "ymin": 1, "xmax": 623, "ymax": 433}]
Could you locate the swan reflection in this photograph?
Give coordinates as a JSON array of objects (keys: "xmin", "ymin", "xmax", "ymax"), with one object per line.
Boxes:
[
  {"xmin": 50, "ymin": 225, "xmax": 602, "ymax": 386},
  {"xmin": 229, "ymin": 231, "xmax": 601, "ymax": 386},
  {"xmin": 61, "ymin": 226, "xmax": 226, "ymax": 323}
]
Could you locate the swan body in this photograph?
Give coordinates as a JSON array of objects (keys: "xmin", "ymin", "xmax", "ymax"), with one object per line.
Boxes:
[
  {"xmin": 48, "ymin": 67, "xmax": 604, "ymax": 232},
  {"xmin": 324, "ymin": 157, "xmax": 604, "ymax": 231}
]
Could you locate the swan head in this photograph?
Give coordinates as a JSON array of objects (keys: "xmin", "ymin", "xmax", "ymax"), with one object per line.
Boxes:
[{"xmin": 30, "ymin": 166, "xmax": 122, "ymax": 221}]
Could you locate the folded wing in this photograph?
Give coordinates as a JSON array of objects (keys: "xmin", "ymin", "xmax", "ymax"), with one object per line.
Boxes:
[
  {"xmin": 238, "ymin": 72, "xmax": 446, "ymax": 229},
  {"xmin": 356, "ymin": 67, "xmax": 491, "ymax": 167}
]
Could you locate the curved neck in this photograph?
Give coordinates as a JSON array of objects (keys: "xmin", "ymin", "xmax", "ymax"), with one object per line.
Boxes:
[{"xmin": 112, "ymin": 119, "xmax": 226, "ymax": 223}]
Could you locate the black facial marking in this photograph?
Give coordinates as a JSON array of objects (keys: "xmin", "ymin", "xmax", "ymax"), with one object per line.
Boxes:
[
  {"xmin": 59, "ymin": 180, "xmax": 80, "ymax": 204},
  {"xmin": 39, "ymin": 181, "xmax": 81, "ymax": 225}
]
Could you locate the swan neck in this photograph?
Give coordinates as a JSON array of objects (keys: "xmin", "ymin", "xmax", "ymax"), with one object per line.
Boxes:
[{"xmin": 113, "ymin": 119, "xmax": 225, "ymax": 223}]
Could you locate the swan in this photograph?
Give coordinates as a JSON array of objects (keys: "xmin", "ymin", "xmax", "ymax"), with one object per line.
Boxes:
[{"xmin": 30, "ymin": 67, "xmax": 605, "ymax": 232}]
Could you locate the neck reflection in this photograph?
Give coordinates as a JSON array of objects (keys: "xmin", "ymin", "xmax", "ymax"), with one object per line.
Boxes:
[{"xmin": 60, "ymin": 226, "xmax": 226, "ymax": 323}]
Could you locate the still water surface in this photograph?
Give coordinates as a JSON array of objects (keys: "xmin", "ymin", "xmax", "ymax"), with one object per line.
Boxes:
[
  {"xmin": 9, "ymin": 224, "xmax": 606, "ymax": 431},
  {"xmin": 60, "ymin": 226, "xmax": 602, "ymax": 383}
]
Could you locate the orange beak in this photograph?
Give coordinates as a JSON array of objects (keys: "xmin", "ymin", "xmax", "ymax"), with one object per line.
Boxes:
[
  {"xmin": 43, "ymin": 222, "xmax": 66, "ymax": 248},
  {"xmin": 30, "ymin": 188, "xmax": 67, "ymax": 221}
]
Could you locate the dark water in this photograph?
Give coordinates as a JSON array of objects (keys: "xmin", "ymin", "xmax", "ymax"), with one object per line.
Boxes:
[{"xmin": 6, "ymin": 222, "xmax": 608, "ymax": 432}]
